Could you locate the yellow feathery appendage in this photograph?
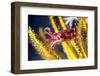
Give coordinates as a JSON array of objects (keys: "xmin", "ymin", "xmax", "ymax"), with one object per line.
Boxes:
[
  {"xmin": 61, "ymin": 42, "xmax": 78, "ymax": 59},
  {"xmin": 82, "ymin": 18, "xmax": 88, "ymax": 54},
  {"xmin": 49, "ymin": 16, "xmax": 78, "ymax": 59},
  {"xmin": 28, "ymin": 27, "xmax": 61, "ymax": 60},
  {"xmin": 69, "ymin": 40, "xmax": 83, "ymax": 58},
  {"xmin": 49, "ymin": 16, "xmax": 59, "ymax": 33},
  {"xmin": 39, "ymin": 27, "xmax": 46, "ymax": 40},
  {"xmin": 77, "ymin": 18, "xmax": 88, "ymax": 58},
  {"xmin": 58, "ymin": 16, "xmax": 67, "ymax": 30}
]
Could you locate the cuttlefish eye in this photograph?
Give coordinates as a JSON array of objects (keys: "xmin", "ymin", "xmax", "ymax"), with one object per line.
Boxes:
[
  {"xmin": 45, "ymin": 29, "xmax": 49, "ymax": 32},
  {"xmin": 44, "ymin": 27, "xmax": 51, "ymax": 32}
]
